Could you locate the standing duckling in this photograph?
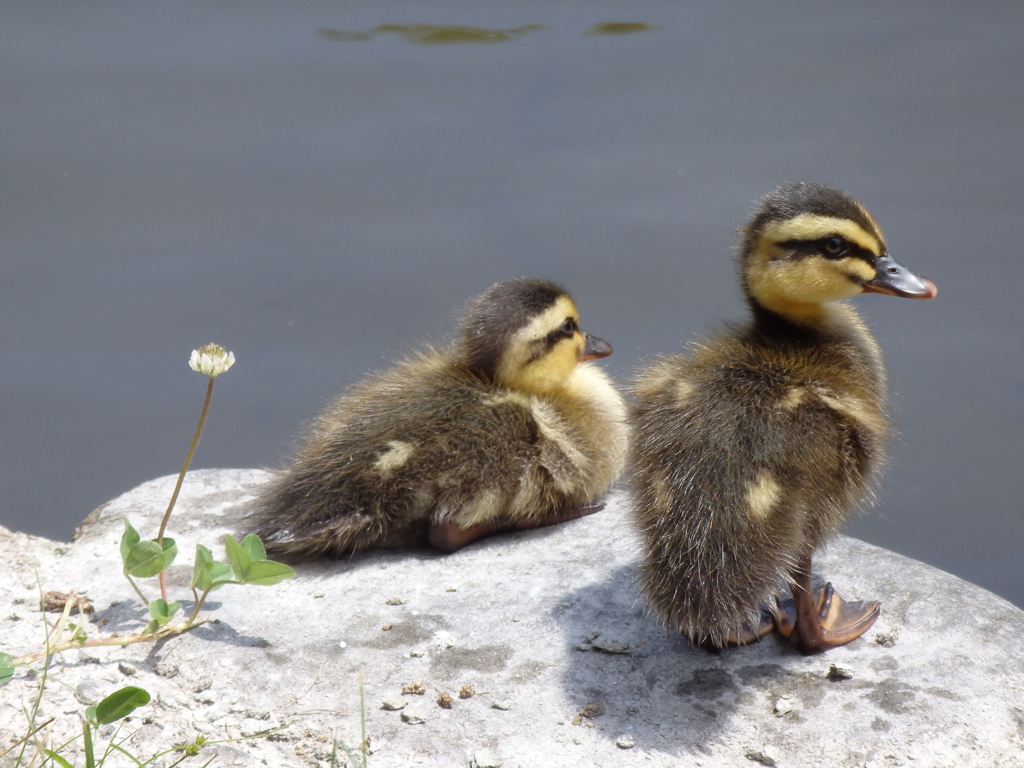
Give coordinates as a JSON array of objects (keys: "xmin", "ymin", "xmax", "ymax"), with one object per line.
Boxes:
[
  {"xmin": 252, "ymin": 277, "xmax": 628, "ymax": 557},
  {"xmin": 630, "ymin": 182, "xmax": 936, "ymax": 652}
]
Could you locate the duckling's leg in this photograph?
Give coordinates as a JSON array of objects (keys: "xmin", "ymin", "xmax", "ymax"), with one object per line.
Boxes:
[
  {"xmin": 429, "ymin": 504, "xmax": 604, "ymax": 553},
  {"xmin": 774, "ymin": 553, "xmax": 880, "ymax": 653}
]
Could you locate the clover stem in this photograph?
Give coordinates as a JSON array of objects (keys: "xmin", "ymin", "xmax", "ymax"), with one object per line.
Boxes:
[
  {"xmin": 125, "ymin": 574, "xmax": 149, "ymax": 606},
  {"xmin": 186, "ymin": 587, "xmax": 215, "ymax": 626},
  {"xmin": 157, "ymin": 375, "xmax": 215, "ymax": 600},
  {"xmin": 12, "ymin": 618, "xmax": 210, "ymax": 666}
]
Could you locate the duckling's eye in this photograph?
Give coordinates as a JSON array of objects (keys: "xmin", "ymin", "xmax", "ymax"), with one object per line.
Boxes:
[
  {"xmin": 822, "ymin": 236, "xmax": 848, "ymax": 257},
  {"xmin": 548, "ymin": 317, "xmax": 578, "ymax": 344}
]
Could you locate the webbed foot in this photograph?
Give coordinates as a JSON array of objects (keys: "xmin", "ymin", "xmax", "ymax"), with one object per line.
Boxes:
[
  {"xmin": 540, "ymin": 502, "xmax": 605, "ymax": 525},
  {"xmin": 774, "ymin": 580, "xmax": 880, "ymax": 654},
  {"xmin": 721, "ymin": 606, "xmax": 776, "ymax": 646},
  {"xmin": 428, "ymin": 503, "xmax": 605, "ymax": 553}
]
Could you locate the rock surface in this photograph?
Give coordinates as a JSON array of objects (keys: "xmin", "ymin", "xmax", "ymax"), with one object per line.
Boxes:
[{"xmin": 2, "ymin": 469, "xmax": 1023, "ymax": 767}]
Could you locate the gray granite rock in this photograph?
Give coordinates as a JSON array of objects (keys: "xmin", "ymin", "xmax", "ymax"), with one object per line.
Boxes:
[{"xmin": 2, "ymin": 469, "xmax": 1023, "ymax": 767}]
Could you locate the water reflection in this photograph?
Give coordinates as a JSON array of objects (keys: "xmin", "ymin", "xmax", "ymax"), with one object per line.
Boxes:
[
  {"xmin": 318, "ymin": 24, "xmax": 547, "ymax": 45},
  {"xmin": 317, "ymin": 22, "xmax": 655, "ymax": 45},
  {"xmin": 585, "ymin": 23, "xmax": 656, "ymax": 36}
]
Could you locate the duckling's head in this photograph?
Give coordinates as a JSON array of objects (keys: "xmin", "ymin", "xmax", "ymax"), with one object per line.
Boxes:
[
  {"xmin": 738, "ymin": 182, "xmax": 936, "ymax": 324},
  {"xmin": 455, "ymin": 277, "xmax": 612, "ymax": 395}
]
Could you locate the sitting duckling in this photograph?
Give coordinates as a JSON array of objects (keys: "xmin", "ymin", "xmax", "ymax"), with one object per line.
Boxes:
[
  {"xmin": 252, "ymin": 277, "xmax": 628, "ymax": 557},
  {"xmin": 630, "ymin": 182, "xmax": 936, "ymax": 652}
]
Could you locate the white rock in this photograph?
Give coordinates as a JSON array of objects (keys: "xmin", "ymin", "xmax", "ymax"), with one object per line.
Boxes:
[{"xmin": 0, "ymin": 469, "xmax": 1022, "ymax": 768}]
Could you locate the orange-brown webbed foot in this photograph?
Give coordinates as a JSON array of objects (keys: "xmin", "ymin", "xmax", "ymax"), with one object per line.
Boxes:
[
  {"xmin": 719, "ymin": 606, "xmax": 776, "ymax": 647},
  {"xmin": 774, "ymin": 581, "xmax": 880, "ymax": 654},
  {"xmin": 428, "ymin": 503, "xmax": 605, "ymax": 553}
]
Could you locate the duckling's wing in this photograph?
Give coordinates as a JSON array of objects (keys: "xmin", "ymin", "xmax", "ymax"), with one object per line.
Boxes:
[
  {"xmin": 425, "ymin": 393, "xmax": 542, "ymax": 524},
  {"xmin": 425, "ymin": 388, "xmax": 617, "ymax": 551},
  {"xmin": 530, "ymin": 399, "xmax": 592, "ymax": 489}
]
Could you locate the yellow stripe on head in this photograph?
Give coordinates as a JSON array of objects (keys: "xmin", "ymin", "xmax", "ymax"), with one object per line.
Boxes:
[{"xmin": 759, "ymin": 214, "xmax": 883, "ymax": 257}]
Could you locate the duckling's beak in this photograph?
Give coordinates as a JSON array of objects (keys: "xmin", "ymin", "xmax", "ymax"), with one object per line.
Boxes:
[
  {"xmin": 581, "ymin": 333, "xmax": 613, "ymax": 361},
  {"xmin": 862, "ymin": 254, "xmax": 938, "ymax": 299}
]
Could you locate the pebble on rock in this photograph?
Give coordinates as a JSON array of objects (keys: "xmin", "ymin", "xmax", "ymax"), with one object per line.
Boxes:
[
  {"xmin": 773, "ymin": 696, "xmax": 795, "ymax": 717},
  {"xmin": 400, "ymin": 710, "xmax": 427, "ymax": 725},
  {"xmin": 827, "ymin": 665, "xmax": 854, "ymax": 681},
  {"xmin": 591, "ymin": 635, "xmax": 630, "ymax": 654}
]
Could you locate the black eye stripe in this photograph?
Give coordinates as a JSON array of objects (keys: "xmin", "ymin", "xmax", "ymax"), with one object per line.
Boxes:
[
  {"xmin": 546, "ymin": 317, "xmax": 579, "ymax": 345},
  {"xmin": 775, "ymin": 237, "xmax": 876, "ymax": 265}
]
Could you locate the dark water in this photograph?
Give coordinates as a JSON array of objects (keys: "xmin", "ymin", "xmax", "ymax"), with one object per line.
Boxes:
[{"xmin": 3, "ymin": 3, "xmax": 1022, "ymax": 607}]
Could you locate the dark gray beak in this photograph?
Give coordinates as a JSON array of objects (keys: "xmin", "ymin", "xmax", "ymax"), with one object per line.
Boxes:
[
  {"xmin": 581, "ymin": 333, "xmax": 612, "ymax": 361},
  {"xmin": 863, "ymin": 255, "xmax": 937, "ymax": 299}
]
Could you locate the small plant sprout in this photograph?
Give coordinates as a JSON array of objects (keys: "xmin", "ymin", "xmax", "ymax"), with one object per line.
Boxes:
[
  {"xmin": 3, "ymin": 344, "xmax": 293, "ymax": 668},
  {"xmin": 0, "ymin": 344, "xmax": 292, "ymax": 766},
  {"xmin": 118, "ymin": 342, "xmax": 293, "ymax": 634},
  {"xmin": 153, "ymin": 343, "xmax": 236, "ymax": 599}
]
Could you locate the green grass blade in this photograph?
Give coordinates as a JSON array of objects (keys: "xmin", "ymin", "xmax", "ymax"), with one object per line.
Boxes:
[{"xmin": 43, "ymin": 749, "xmax": 76, "ymax": 768}]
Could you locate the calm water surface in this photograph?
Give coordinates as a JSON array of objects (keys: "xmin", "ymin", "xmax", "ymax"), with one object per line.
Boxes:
[{"xmin": 3, "ymin": 2, "xmax": 1022, "ymax": 606}]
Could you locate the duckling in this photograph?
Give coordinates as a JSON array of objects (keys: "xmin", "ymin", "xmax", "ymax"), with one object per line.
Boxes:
[
  {"xmin": 252, "ymin": 277, "xmax": 628, "ymax": 557},
  {"xmin": 629, "ymin": 182, "xmax": 936, "ymax": 653}
]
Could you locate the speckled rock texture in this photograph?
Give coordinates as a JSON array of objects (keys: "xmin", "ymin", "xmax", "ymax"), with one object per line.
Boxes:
[{"xmin": 2, "ymin": 469, "xmax": 1022, "ymax": 767}]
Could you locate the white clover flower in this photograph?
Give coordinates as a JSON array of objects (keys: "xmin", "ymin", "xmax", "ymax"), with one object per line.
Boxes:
[{"xmin": 189, "ymin": 344, "xmax": 236, "ymax": 377}]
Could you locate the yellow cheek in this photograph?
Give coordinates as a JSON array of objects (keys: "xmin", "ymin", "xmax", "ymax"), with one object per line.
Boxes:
[
  {"xmin": 777, "ymin": 261, "xmax": 864, "ymax": 302},
  {"xmin": 504, "ymin": 338, "xmax": 580, "ymax": 395},
  {"xmin": 749, "ymin": 253, "xmax": 875, "ymax": 308}
]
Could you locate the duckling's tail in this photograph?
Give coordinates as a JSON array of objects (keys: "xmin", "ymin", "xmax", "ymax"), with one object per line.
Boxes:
[{"xmin": 246, "ymin": 474, "xmax": 422, "ymax": 559}]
